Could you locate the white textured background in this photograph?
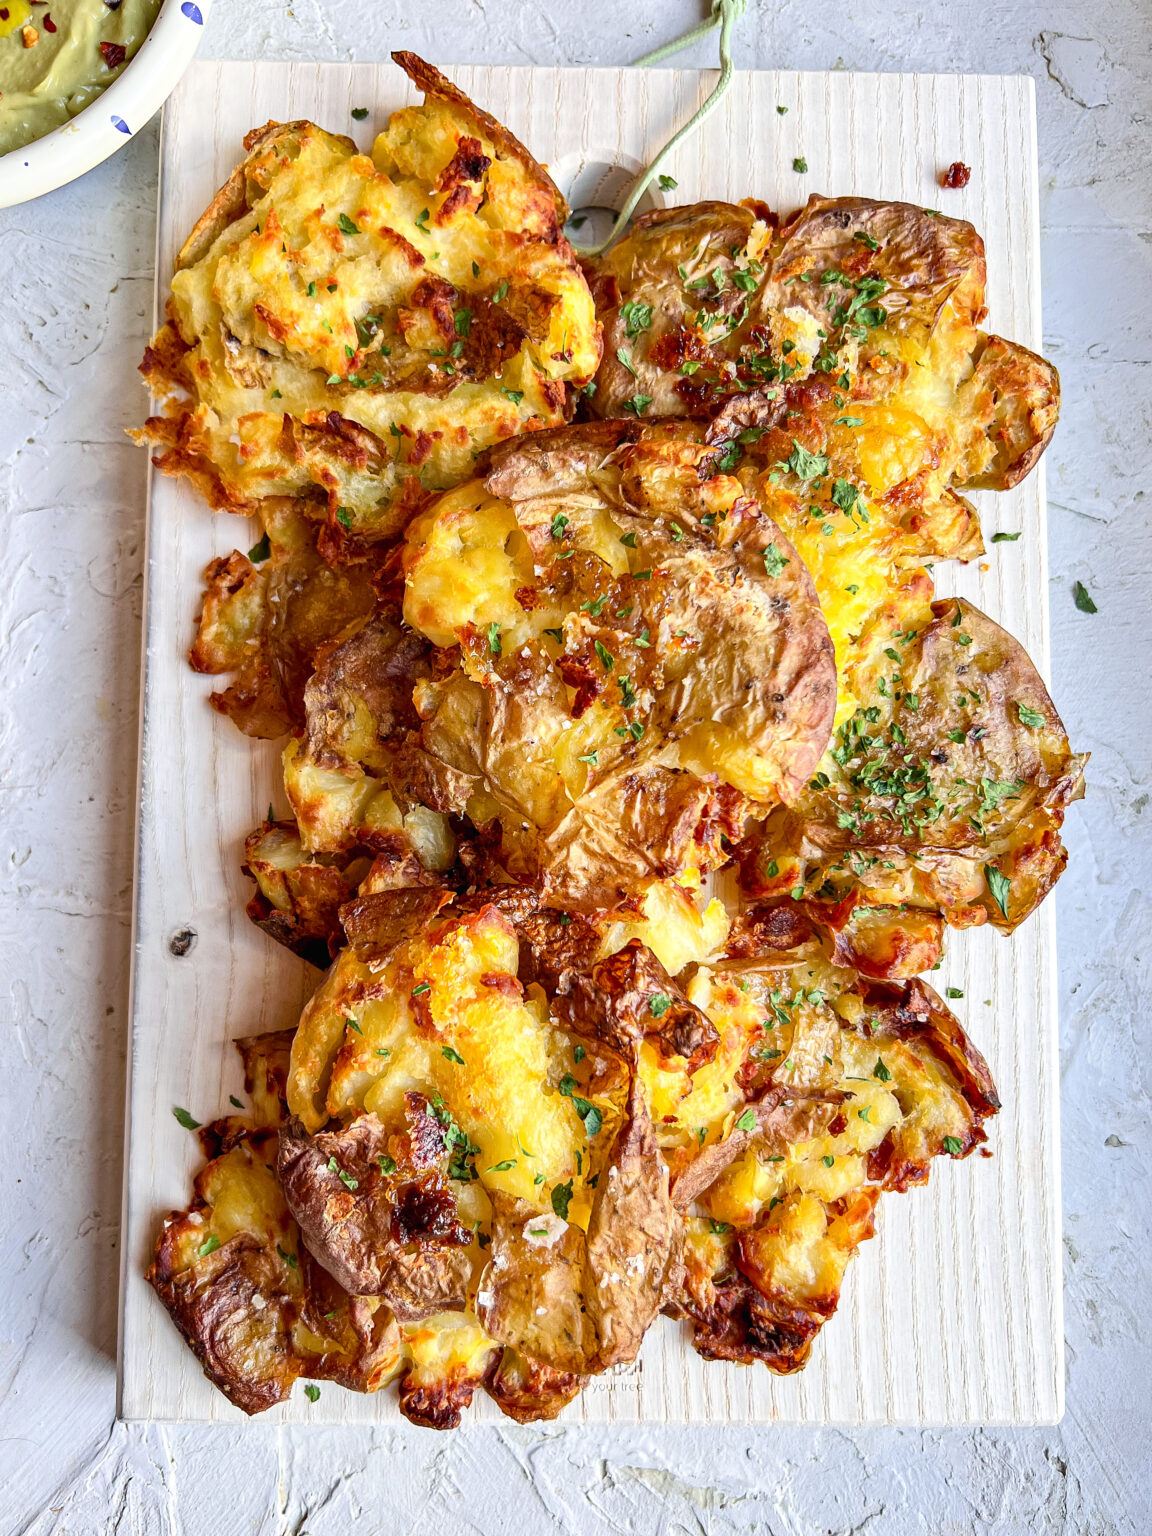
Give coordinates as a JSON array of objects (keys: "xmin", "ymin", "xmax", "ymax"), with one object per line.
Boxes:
[{"xmin": 0, "ymin": 2, "xmax": 1149, "ymax": 1531}]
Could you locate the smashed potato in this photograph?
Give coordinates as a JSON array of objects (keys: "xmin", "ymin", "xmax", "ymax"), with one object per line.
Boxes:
[
  {"xmin": 667, "ymin": 952, "xmax": 998, "ymax": 1372},
  {"xmin": 589, "ymin": 196, "xmax": 1059, "ymax": 707},
  {"xmin": 739, "ymin": 597, "xmax": 1087, "ymax": 948},
  {"xmin": 137, "ymin": 52, "xmax": 600, "ymax": 545},
  {"xmin": 399, "ymin": 420, "xmax": 836, "ymax": 906}
]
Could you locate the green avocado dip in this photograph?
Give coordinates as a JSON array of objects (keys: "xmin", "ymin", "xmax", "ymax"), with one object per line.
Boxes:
[{"xmin": 0, "ymin": 0, "xmax": 162, "ymax": 156}]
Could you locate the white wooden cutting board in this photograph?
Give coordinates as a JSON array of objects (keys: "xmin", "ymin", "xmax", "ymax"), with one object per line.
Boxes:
[{"xmin": 118, "ymin": 59, "xmax": 1062, "ymax": 1425}]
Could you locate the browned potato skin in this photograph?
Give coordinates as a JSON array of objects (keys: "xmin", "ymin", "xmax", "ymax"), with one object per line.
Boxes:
[
  {"xmin": 739, "ymin": 597, "xmax": 1087, "ymax": 941},
  {"xmin": 189, "ymin": 500, "xmax": 374, "ymax": 740},
  {"xmin": 148, "ymin": 1024, "xmax": 414, "ymax": 1414},
  {"xmin": 243, "ymin": 821, "xmax": 370, "ymax": 966},
  {"xmin": 277, "ymin": 1104, "xmax": 472, "ymax": 1311},
  {"xmin": 148, "ymin": 1125, "xmax": 403, "ymax": 1414},
  {"xmin": 149, "ymin": 1152, "xmax": 303, "ymax": 1415},
  {"xmin": 484, "ymin": 1348, "xmax": 586, "ymax": 1422}
]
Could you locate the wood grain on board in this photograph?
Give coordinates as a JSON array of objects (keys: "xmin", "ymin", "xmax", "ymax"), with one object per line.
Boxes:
[{"xmin": 118, "ymin": 59, "xmax": 1062, "ymax": 1425}]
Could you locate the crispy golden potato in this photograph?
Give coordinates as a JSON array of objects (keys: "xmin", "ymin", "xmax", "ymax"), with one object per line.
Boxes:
[
  {"xmin": 738, "ymin": 597, "xmax": 1088, "ymax": 941},
  {"xmin": 190, "ymin": 499, "xmax": 375, "ymax": 739},
  {"xmin": 137, "ymin": 52, "xmax": 601, "ymax": 545},
  {"xmin": 588, "ymin": 197, "xmax": 1059, "ymax": 712},
  {"xmin": 398, "ymin": 420, "xmax": 836, "ymax": 907},
  {"xmin": 666, "ymin": 956, "xmax": 998, "ymax": 1372}
]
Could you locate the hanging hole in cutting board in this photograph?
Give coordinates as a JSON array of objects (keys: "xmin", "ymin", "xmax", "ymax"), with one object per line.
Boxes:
[{"xmin": 552, "ymin": 150, "xmax": 665, "ymax": 246}]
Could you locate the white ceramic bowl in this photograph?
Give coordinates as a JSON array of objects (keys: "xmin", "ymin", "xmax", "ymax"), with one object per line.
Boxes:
[{"xmin": 0, "ymin": 0, "xmax": 212, "ymax": 208}]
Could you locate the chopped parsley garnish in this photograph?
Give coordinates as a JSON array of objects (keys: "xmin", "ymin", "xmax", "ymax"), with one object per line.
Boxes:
[
  {"xmin": 649, "ymin": 994, "xmax": 672, "ymax": 1018},
  {"xmin": 247, "ymin": 533, "xmax": 271, "ymax": 564},
  {"xmin": 792, "ymin": 156, "xmax": 808, "ymax": 173},
  {"xmin": 197, "ymin": 1235, "xmax": 220, "ymax": 1257},
  {"xmin": 781, "ymin": 440, "xmax": 829, "ymax": 482},
  {"xmin": 172, "ymin": 1106, "xmax": 200, "ymax": 1130},
  {"xmin": 1073, "ymin": 580, "xmax": 1098, "ymax": 614},
  {"xmin": 487, "ymin": 622, "xmax": 502, "ymax": 655},
  {"xmin": 991, "ymin": 530, "xmax": 1021, "ymax": 543},
  {"xmin": 327, "ymin": 1156, "xmax": 358, "ymax": 1191},
  {"xmin": 578, "ymin": 751, "xmax": 599, "ymax": 766},
  {"xmin": 277, "ymin": 1243, "xmax": 298, "ymax": 1269},
  {"xmin": 735, "ymin": 1108, "xmax": 757, "ymax": 1133},
  {"xmin": 942, "ymin": 1136, "xmax": 964, "ymax": 1156},
  {"xmin": 946, "ymin": 987, "xmax": 965, "ymax": 999},
  {"xmin": 304, "ymin": 1384, "xmax": 321, "ymax": 1403},
  {"xmin": 502, "ymin": 387, "xmax": 524, "ymax": 405},
  {"xmin": 620, "ymin": 300, "xmax": 654, "ymax": 336},
  {"xmin": 616, "ymin": 346, "xmax": 638, "ymax": 376},
  {"xmin": 558, "ymin": 1075, "xmax": 603, "ymax": 1138},
  {"xmin": 624, "ymin": 393, "xmax": 652, "ymax": 416},
  {"xmin": 763, "ymin": 543, "xmax": 789, "ymax": 578},
  {"xmin": 594, "ymin": 640, "xmax": 615, "ymax": 672},
  {"xmin": 454, "ymin": 307, "xmax": 472, "ymax": 337},
  {"xmin": 336, "ymin": 506, "xmax": 353, "ymax": 530},
  {"xmin": 414, "ymin": 208, "xmax": 431, "ymax": 231},
  {"xmin": 658, "ymin": 173, "xmax": 678, "ymax": 190},
  {"xmin": 492, "ymin": 278, "xmax": 509, "ymax": 303},
  {"xmin": 337, "ymin": 213, "xmax": 360, "ymax": 235},
  {"xmin": 822, "ymin": 1154, "xmax": 835, "ymax": 1168},
  {"xmin": 873, "ymin": 1057, "xmax": 892, "ymax": 1082},
  {"xmin": 378, "ymin": 1155, "xmax": 397, "ymax": 1176},
  {"xmin": 442, "ymin": 1046, "xmax": 466, "ymax": 1065},
  {"xmin": 984, "ymin": 864, "xmax": 1011, "ymax": 919},
  {"xmin": 551, "ymin": 1180, "xmax": 574, "ymax": 1220},
  {"xmin": 351, "ymin": 107, "xmax": 369, "ymax": 121},
  {"xmin": 1016, "ymin": 702, "xmax": 1045, "ymax": 728},
  {"xmin": 487, "ymin": 1159, "xmax": 517, "ymax": 1173},
  {"xmin": 411, "ymin": 981, "xmax": 431, "ymax": 996}
]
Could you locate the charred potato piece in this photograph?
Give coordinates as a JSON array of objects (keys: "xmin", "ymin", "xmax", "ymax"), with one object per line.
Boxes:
[
  {"xmin": 148, "ymin": 1126, "xmax": 403, "ymax": 1413},
  {"xmin": 190, "ymin": 499, "xmax": 375, "ymax": 739},
  {"xmin": 281, "ymin": 610, "xmax": 461, "ymax": 864},
  {"xmin": 137, "ymin": 53, "xmax": 601, "ymax": 544},
  {"xmin": 740, "ymin": 597, "xmax": 1087, "ymax": 939},
  {"xmin": 399, "ymin": 420, "xmax": 836, "ymax": 907},
  {"xmin": 148, "ymin": 1131, "xmax": 307, "ymax": 1413},
  {"xmin": 670, "ymin": 961, "xmax": 998, "ymax": 1372},
  {"xmin": 243, "ymin": 821, "xmax": 371, "ymax": 965}
]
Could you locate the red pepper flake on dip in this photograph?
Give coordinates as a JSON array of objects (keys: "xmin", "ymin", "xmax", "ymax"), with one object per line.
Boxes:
[{"xmin": 0, "ymin": 0, "xmax": 161, "ymax": 156}]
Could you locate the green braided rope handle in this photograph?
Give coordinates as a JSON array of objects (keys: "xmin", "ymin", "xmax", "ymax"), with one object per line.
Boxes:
[{"xmin": 571, "ymin": 0, "xmax": 747, "ymax": 258}]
